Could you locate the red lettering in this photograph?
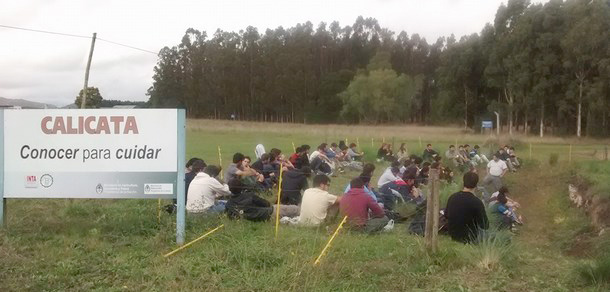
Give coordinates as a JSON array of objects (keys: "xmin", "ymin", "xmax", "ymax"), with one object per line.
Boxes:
[
  {"xmin": 96, "ymin": 117, "xmax": 110, "ymax": 134},
  {"xmin": 41, "ymin": 116, "xmax": 52, "ymax": 134},
  {"xmin": 78, "ymin": 116, "xmax": 84, "ymax": 134},
  {"xmin": 124, "ymin": 116, "xmax": 138, "ymax": 134},
  {"xmin": 52, "ymin": 116, "xmax": 66, "ymax": 134},
  {"xmin": 85, "ymin": 116, "xmax": 96, "ymax": 134},
  {"xmin": 110, "ymin": 116, "xmax": 124, "ymax": 134},
  {"xmin": 66, "ymin": 117, "xmax": 78, "ymax": 134}
]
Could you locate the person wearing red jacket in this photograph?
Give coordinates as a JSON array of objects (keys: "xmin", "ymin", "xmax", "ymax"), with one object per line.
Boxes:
[{"xmin": 340, "ymin": 177, "xmax": 389, "ymax": 233}]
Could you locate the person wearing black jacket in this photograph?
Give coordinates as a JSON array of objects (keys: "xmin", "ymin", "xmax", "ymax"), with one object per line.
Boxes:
[
  {"xmin": 280, "ymin": 166, "xmax": 311, "ymax": 205},
  {"xmin": 445, "ymin": 172, "xmax": 489, "ymax": 243},
  {"xmin": 225, "ymin": 179, "xmax": 273, "ymax": 221}
]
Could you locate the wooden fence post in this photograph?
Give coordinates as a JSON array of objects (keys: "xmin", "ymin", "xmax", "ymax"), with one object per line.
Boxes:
[{"xmin": 425, "ymin": 168, "xmax": 440, "ymax": 253}]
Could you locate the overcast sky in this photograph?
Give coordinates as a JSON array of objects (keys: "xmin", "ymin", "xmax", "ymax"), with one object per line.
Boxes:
[{"xmin": 0, "ymin": 0, "xmax": 547, "ymax": 106}]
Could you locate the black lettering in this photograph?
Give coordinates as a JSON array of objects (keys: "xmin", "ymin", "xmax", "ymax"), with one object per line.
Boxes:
[{"xmin": 20, "ymin": 145, "xmax": 30, "ymax": 159}]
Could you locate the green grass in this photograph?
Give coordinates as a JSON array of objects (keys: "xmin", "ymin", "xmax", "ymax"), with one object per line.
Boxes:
[
  {"xmin": 575, "ymin": 160, "xmax": 610, "ymax": 198},
  {"xmin": 1, "ymin": 121, "xmax": 609, "ymax": 291}
]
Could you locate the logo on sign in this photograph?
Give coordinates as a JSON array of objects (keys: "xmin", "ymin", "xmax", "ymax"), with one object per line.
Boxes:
[
  {"xmin": 96, "ymin": 184, "xmax": 104, "ymax": 194},
  {"xmin": 25, "ymin": 176, "xmax": 38, "ymax": 188},
  {"xmin": 40, "ymin": 174, "xmax": 53, "ymax": 188}
]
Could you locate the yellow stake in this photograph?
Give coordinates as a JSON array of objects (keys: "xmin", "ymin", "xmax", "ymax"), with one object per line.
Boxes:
[
  {"xmin": 382, "ymin": 137, "xmax": 385, "ymax": 143},
  {"xmin": 163, "ymin": 224, "xmax": 224, "ymax": 258},
  {"xmin": 157, "ymin": 198, "xmax": 161, "ymax": 224},
  {"xmin": 371, "ymin": 137, "xmax": 374, "ymax": 148},
  {"xmin": 274, "ymin": 166, "xmax": 284, "ymax": 239},
  {"xmin": 356, "ymin": 137, "xmax": 360, "ymax": 147},
  {"xmin": 314, "ymin": 216, "xmax": 348, "ymax": 266},
  {"xmin": 345, "ymin": 137, "xmax": 348, "ymax": 145},
  {"xmin": 218, "ymin": 146, "xmax": 223, "ymax": 180},
  {"xmin": 292, "ymin": 142, "xmax": 296, "ymax": 153}
]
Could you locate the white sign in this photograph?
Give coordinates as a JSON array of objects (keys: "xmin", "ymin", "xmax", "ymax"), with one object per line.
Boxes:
[{"xmin": 2, "ymin": 109, "xmax": 179, "ymax": 198}]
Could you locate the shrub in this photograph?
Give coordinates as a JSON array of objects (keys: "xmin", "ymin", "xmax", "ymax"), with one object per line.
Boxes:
[{"xmin": 549, "ymin": 153, "xmax": 559, "ymax": 166}]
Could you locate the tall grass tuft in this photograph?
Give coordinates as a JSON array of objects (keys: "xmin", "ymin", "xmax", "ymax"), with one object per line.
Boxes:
[
  {"xmin": 578, "ymin": 254, "xmax": 610, "ymax": 285},
  {"xmin": 469, "ymin": 230, "xmax": 513, "ymax": 271}
]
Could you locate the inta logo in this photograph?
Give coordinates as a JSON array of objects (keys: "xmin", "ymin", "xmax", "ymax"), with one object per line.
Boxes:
[{"xmin": 25, "ymin": 175, "xmax": 38, "ymax": 188}]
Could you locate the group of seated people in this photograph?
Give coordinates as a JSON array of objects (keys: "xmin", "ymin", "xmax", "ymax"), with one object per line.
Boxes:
[{"xmin": 181, "ymin": 140, "xmax": 524, "ymax": 241}]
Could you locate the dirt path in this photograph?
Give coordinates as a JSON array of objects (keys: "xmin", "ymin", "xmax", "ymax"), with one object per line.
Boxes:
[{"xmin": 502, "ymin": 167, "xmax": 583, "ymax": 289}]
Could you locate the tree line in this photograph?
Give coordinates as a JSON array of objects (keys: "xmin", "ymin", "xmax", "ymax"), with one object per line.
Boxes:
[{"xmin": 147, "ymin": 0, "xmax": 609, "ymax": 137}]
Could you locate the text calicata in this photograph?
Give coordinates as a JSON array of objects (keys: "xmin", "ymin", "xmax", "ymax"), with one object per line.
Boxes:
[{"xmin": 41, "ymin": 116, "xmax": 139, "ymax": 134}]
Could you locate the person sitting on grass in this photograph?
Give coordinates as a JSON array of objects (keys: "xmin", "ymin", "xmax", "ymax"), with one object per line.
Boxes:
[
  {"xmin": 326, "ymin": 143, "xmax": 338, "ymax": 159},
  {"xmin": 417, "ymin": 163, "xmax": 430, "ymax": 185},
  {"xmin": 298, "ymin": 174, "xmax": 341, "ymax": 226},
  {"xmin": 396, "ymin": 143, "xmax": 409, "ymax": 163},
  {"xmin": 490, "ymin": 190, "xmax": 523, "ymax": 230},
  {"xmin": 186, "ymin": 165, "xmax": 231, "ymax": 214},
  {"xmin": 290, "ymin": 146, "xmax": 307, "ymax": 169},
  {"xmin": 225, "ymin": 179, "xmax": 299, "ymax": 221},
  {"xmin": 338, "ymin": 145, "xmax": 363, "ymax": 171},
  {"xmin": 422, "ymin": 143, "xmax": 439, "ymax": 162},
  {"xmin": 458, "ymin": 145, "xmax": 473, "ymax": 167},
  {"xmin": 255, "ymin": 144, "xmax": 265, "ymax": 160},
  {"xmin": 488, "ymin": 186, "xmax": 521, "ymax": 209},
  {"xmin": 345, "ymin": 163, "xmax": 378, "ymax": 202},
  {"xmin": 251, "ymin": 153, "xmax": 277, "ymax": 186},
  {"xmin": 376, "ymin": 143, "xmax": 395, "ymax": 162},
  {"xmin": 280, "ymin": 166, "xmax": 311, "ymax": 205},
  {"xmin": 445, "ymin": 172, "xmax": 489, "ymax": 243},
  {"xmin": 469, "ymin": 145, "xmax": 489, "ymax": 165},
  {"xmin": 270, "ymin": 148, "xmax": 294, "ymax": 171},
  {"xmin": 241, "ymin": 156, "xmax": 266, "ymax": 187},
  {"xmin": 310, "ymin": 143, "xmax": 334, "ymax": 176},
  {"xmin": 508, "ymin": 146, "xmax": 520, "ymax": 168},
  {"xmin": 225, "ymin": 153, "xmax": 260, "ymax": 183},
  {"xmin": 347, "ymin": 143, "xmax": 364, "ymax": 161},
  {"xmin": 445, "ymin": 145, "xmax": 462, "ymax": 167},
  {"xmin": 377, "ymin": 160, "xmax": 402, "ymax": 188},
  {"xmin": 340, "ymin": 177, "xmax": 390, "ymax": 234}
]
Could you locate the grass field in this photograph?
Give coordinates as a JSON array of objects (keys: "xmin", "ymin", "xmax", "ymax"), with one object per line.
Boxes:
[{"xmin": 1, "ymin": 120, "xmax": 609, "ymax": 291}]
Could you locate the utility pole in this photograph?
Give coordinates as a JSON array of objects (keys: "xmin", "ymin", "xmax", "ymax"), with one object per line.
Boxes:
[{"xmin": 80, "ymin": 33, "xmax": 97, "ymax": 109}]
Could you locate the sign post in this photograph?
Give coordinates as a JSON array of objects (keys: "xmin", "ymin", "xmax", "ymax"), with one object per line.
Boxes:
[
  {"xmin": 0, "ymin": 110, "xmax": 4, "ymax": 226},
  {"xmin": 481, "ymin": 120, "xmax": 493, "ymax": 135},
  {"xmin": 176, "ymin": 109, "xmax": 186, "ymax": 245}
]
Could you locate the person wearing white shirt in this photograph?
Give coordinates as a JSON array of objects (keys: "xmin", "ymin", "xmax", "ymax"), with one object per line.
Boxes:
[
  {"xmin": 482, "ymin": 154, "xmax": 508, "ymax": 194},
  {"xmin": 377, "ymin": 161, "xmax": 401, "ymax": 188},
  {"xmin": 186, "ymin": 165, "xmax": 231, "ymax": 213},
  {"xmin": 299, "ymin": 175, "xmax": 340, "ymax": 226}
]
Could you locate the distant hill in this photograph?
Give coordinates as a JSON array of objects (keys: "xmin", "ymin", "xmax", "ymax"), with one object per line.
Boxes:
[{"xmin": 0, "ymin": 97, "xmax": 58, "ymax": 109}]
